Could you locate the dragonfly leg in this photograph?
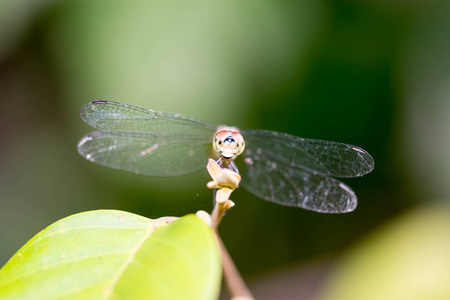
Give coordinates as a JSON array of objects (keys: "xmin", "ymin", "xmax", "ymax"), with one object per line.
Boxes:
[
  {"xmin": 216, "ymin": 157, "xmax": 240, "ymax": 174},
  {"xmin": 230, "ymin": 161, "xmax": 239, "ymax": 174}
]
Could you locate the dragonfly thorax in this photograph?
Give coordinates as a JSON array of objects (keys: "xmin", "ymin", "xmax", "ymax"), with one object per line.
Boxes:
[{"xmin": 213, "ymin": 126, "xmax": 245, "ymax": 159}]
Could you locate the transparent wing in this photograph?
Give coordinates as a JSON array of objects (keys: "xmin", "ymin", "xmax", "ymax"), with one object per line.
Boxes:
[
  {"xmin": 237, "ymin": 130, "xmax": 374, "ymax": 213},
  {"xmin": 80, "ymin": 100, "xmax": 218, "ymax": 135},
  {"xmin": 240, "ymin": 130, "xmax": 374, "ymax": 177},
  {"xmin": 78, "ymin": 100, "xmax": 219, "ymax": 176},
  {"xmin": 78, "ymin": 131, "xmax": 218, "ymax": 176},
  {"xmin": 238, "ymin": 157, "xmax": 357, "ymax": 213}
]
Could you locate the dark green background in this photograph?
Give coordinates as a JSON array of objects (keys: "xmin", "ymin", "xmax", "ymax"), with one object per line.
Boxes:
[{"xmin": 1, "ymin": 0, "xmax": 449, "ymax": 297}]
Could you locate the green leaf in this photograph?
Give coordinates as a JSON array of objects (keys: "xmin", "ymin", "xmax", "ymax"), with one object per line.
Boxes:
[
  {"xmin": 0, "ymin": 210, "xmax": 221, "ymax": 300},
  {"xmin": 321, "ymin": 203, "xmax": 450, "ymax": 300}
]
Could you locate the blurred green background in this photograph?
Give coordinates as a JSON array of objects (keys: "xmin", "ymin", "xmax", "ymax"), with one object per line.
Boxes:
[{"xmin": 1, "ymin": 1, "xmax": 449, "ymax": 299}]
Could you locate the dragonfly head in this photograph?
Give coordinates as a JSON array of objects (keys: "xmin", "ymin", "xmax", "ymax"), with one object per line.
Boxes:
[{"xmin": 213, "ymin": 126, "xmax": 245, "ymax": 159}]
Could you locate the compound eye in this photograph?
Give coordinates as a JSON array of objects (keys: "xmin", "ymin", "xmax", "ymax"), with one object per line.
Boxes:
[
  {"xmin": 213, "ymin": 132, "xmax": 225, "ymax": 152},
  {"xmin": 236, "ymin": 141, "xmax": 245, "ymax": 156},
  {"xmin": 233, "ymin": 134, "xmax": 245, "ymax": 155},
  {"xmin": 213, "ymin": 128, "xmax": 245, "ymax": 157},
  {"xmin": 213, "ymin": 137, "xmax": 219, "ymax": 152}
]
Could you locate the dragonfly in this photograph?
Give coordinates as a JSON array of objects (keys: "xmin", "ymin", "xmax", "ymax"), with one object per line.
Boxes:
[{"xmin": 77, "ymin": 100, "xmax": 374, "ymax": 213}]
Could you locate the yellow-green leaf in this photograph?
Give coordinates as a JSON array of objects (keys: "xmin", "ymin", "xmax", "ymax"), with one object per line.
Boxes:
[
  {"xmin": 0, "ymin": 210, "xmax": 221, "ymax": 300},
  {"xmin": 321, "ymin": 203, "xmax": 450, "ymax": 300}
]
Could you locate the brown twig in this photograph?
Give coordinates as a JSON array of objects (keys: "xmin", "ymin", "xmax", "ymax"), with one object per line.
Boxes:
[
  {"xmin": 206, "ymin": 158, "xmax": 254, "ymax": 300},
  {"xmin": 210, "ymin": 195, "xmax": 254, "ymax": 299},
  {"xmin": 213, "ymin": 226, "xmax": 254, "ymax": 300},
  {"xmin": 211, "ymin": 197, "xmax": 233, "ymax": 230}
]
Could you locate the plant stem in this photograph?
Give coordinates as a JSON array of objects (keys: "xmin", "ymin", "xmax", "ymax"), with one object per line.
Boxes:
[
  {"xmin": 210, "ymin": 192, "xmax": 254, "ymax": 300},
  {"xmin": 213, "ymin": 229, "xmax": 254, "ymax": 300},
  {"xmin": 207, "ymin": 159, "xmax": 252, "ymax": 299},
  {"xmin": 211, "ymin": 197, "xmax": 227, "ymax": 229}
]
